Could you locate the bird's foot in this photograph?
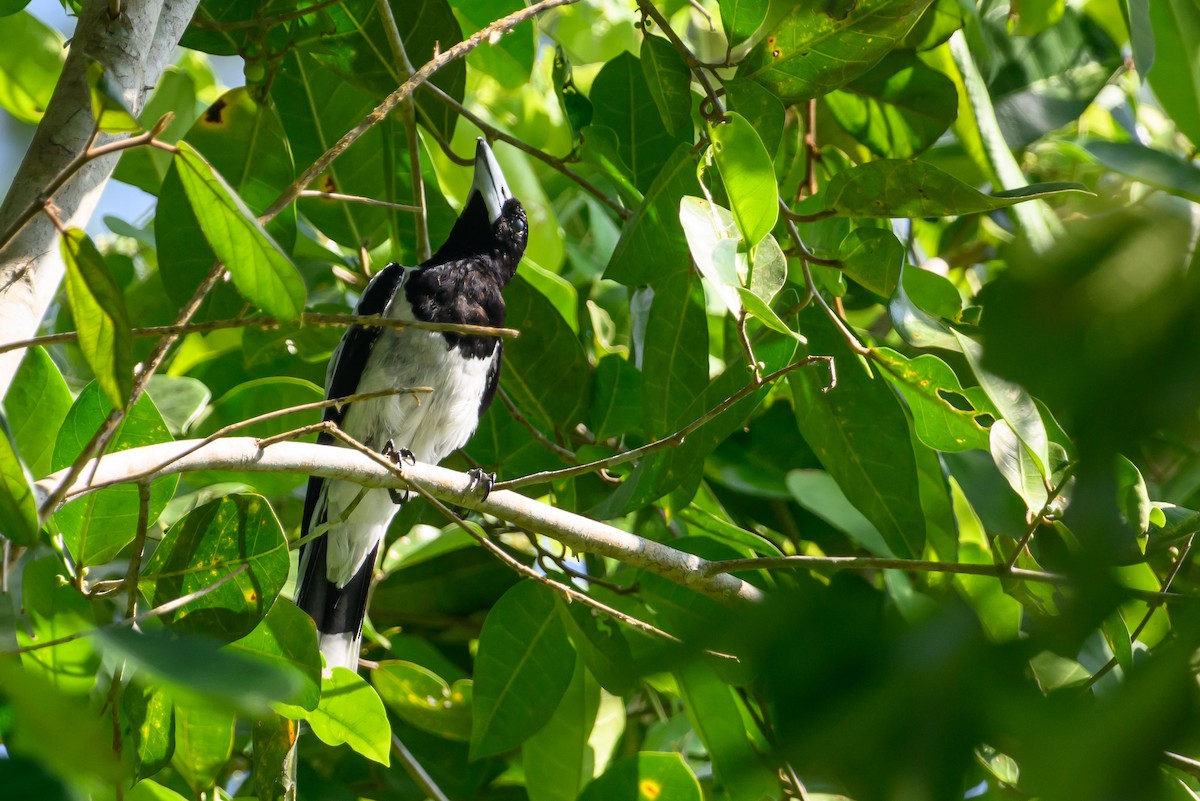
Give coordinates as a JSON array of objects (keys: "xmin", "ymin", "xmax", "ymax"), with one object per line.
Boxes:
[
  {"xmin": 466, "ymin": 468, "xmax": 496, "ymax": 501},
  {"xmin": 381, "ymin": 439, "xmax": 416, "ymax": 504}
]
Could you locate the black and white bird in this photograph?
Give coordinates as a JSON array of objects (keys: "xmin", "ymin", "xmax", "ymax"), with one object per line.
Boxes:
[{"xmin": 296, "ymin": 138, "xmax": 528, "ymax": 671}]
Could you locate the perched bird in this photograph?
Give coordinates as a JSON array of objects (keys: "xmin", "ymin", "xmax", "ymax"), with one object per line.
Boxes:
[{"xmin": 296, "ymin": 139, "xmax": 528, "ymax": 671}]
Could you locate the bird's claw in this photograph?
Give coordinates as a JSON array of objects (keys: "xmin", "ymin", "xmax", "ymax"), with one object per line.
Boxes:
[
  {"xmin": 382, "ymin": 439, "xmax": 416, "ymax": 465},
  {"xmin": 466, "ymin": 468, "xmax": 496, "ymax": 501},
  {"xmin": 381, "ymin": 439, "xmax": 415, "ymax": 504}
]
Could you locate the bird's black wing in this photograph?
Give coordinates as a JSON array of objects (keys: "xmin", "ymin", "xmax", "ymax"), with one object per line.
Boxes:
[
  {"xmin": 297, "ymin": 262, "xmax": 406, "ymax": 628},
  {"xmin": 479, "ymin": 343, "xmax": 502, "ymax": 417}
]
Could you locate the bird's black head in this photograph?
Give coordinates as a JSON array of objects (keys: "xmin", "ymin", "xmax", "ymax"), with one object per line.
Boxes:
[{"xmin": 429, "ymin": 139, "xmax": 527, "ymax": 283}]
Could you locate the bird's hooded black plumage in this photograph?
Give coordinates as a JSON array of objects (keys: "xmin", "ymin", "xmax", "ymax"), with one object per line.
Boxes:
[{"xmin": 296, "ymin": 139, "xmax": 527, "ymax": 671}]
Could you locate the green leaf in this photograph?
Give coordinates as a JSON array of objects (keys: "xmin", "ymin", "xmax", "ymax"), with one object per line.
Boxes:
[
  {"xmin": 875, "ymin": 347, "xmax": 997, "ymax": 452},
  {"xmin": 301, "ymin": 0, "xmax": 464, "ymax": 141},
  {"xmin": 61, "ymin": 228, "xmax": 133, "ymax": 409},
  {"xmin": 825, "ymin": 50, "xmax": 957, "ymax": 158},
  {"xmin": 145, "ymin": 375, "xmax": 211, "ymax": 436},
  {"xmin": 52, "ymin": 383, "xmax": 178, "ymax": 566},
  {"xmin": 578, "ymin": 752, "xmax": 702, "ymax": 801},
  {"xmin": 0, "ymin": 660, "xmax": 123, "ymax": 785},
  {"xmin": 590, "ymin": 354, "xmax": 644, "ymax": 441},
  {"xmin": 641, "ymin": 273, "xmax": 709, "ymax": 439},
  {"xmin": 0, "ymin": 410, "xmax": 38, "ymax": 546},
  {"xmin": 900, "ymin": 0, "xmax": 963, "ymax": 50},
  {"xmin": 719, "ymin": 0, "xmax": 768, "ymax": 47},
  {"xmin": 989, "ymin": 420, "xmax": 1047, "ymax": 512},
  {"xmin": 251, "ymin": 715, "xmax": 299, "ymax": 801},
  {"xmin": 710, "ymin": 111, "xmax": 778, "ymax": 246},
  {"xmin": 743, "ymin": 0, "xmax": 935, "ymax": 102},
  {"xmin": 470, "ymin": 581, "xmax": 576, "ymax": 759},
  {"xmin": 291, "ymin": 666, "xmax": 391, "ymax": 765},
  {"xmin": 5, "ymin": 346, "xmax": 72, "ymax": 478},
  {"xmin": 127, "ymin": 779, "xmax": 188, "ymax": 801},
  {"xmin": 1124, "ymin": 0, "xmax": 1154, "ymax": 77},
  {"xmin": 16, "ymin": 556, "xmax": 99, "ymax": 694},
  {"xmin": 604, "ymin": 143, "xmax": 700, "ymax": 286},
  {"xmin": 980, "ymin": 7, "xmax": 1122, "ymax": 149},
  {"xmin": 1013, "ymin": 0, "xmax": 1065, "ymax": 35},
  {"xmin": 590, "ymin": 51, "xmax": 689, "ymax": 192},
  {"xmin": 788, "ymin": 307, "xmax": 926, "ymax": 557},
  {"xmin": 112, "ymin": 66, "xmax": 201, "ymax": 195},
  {"xmin": 679, "ymin": 196, "xmax": 744, "ymax": 316},
  {"xmin": 139, "ymin": 494, "xmax": 290, "ymax": 642},
  {"xmin": 0, "ymin": 10, "xmax": 63, "ymax": 124},
  {"xmin": 158, "ymin": 88, "xmax": 298, "ymax": 316},
  {"xmin": 950, "ymin": 479, "xmax": 1022, "ymax": 642},
  {"xmin": 170, "ymin": 699, "xmax": 234, "ymax": 794},
  {"xmin": 676, "ymin": 662, "xmax": 778, "ymax": 801},
  {"xmin": 454, "ymin": 0, "xmax": 534, "ymax": 90},
  {"xmin": 640, "ymin": 36, "xmax": 693, "ymax": 137},
  {"xmin": 270, "ymin": 50, "xmax": 454, "ymax": 255},
  {"xmin": 786, "ymin": 469, "xmax": 893, "ymax": 556},
  {"xmin": 953, "ymin": 330, "xmax": 1050, "ymax": 476},
  {"xmin": 553, "ymin": 45, "xmax": 594, "ymax": 139},
  {"xmin": 502, "ymin": 275, "xmax": 591, "ymax": 432},
  {"xmin": 838, "ymin": 226, "xmax": 903, "ymax": 297},
  {"xmin": 173, "ymin": 140, "xmax": 306, "ymax": 319},
  {"xmin": 524, "ymin": 655, "xmax": 600, "ymax": 801},
  {"xmin": 1076, "ymin": 140, "xmax": 1200, "ymax": 203},
  {"xmin": 373, "ymin": 660, "xmax": 473, "ymax": 741},
  {"xmin": 798, "ymin": 159, "xmax": 1088, "ymax": 218},
  {"xmin": 559, "ymin": 601, "xmax": 635, "ymax": 696},
  {"xmin": 121, "ymin": 683, "xmax": 175, "ymax": 780},
  {"xmin": 724, "ymin": 77, "xmax": 786, "ymax": 156},
  {"xmin": 96, "ymin": 626, "xmax": 305, "ymax": 714},
  {"xmin": 227, "ymin": 599, "xmax": 322, "ymax": 711}
]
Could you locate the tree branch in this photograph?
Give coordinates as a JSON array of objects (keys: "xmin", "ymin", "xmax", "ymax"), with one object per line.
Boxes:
[{"xmin": 35, "ymin": 439, "xmax": 764, "ymax": 604}]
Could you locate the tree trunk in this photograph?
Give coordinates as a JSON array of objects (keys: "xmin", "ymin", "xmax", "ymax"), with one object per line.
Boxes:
[{"xmin": 0, "ymin": 0, "xmax": 201, "ymax": 393}]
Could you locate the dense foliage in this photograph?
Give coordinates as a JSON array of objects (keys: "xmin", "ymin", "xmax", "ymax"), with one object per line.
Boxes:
[{"xmin": 3, "ymin": 0, "xmax": 1200, "ymax": 799}]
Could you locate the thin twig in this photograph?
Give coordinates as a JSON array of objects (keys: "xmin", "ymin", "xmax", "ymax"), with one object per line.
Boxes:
[
  {"xmin": 422, "ymin": 83, "xmax": 630, "ymax": 220},
  {"xmin": 259, "ymin": 0, "xmax": 581, "ymax": 225},
  {"xmin": 298, "ymin": 190, "xmax": 421, "ymax": 212},
  {"xmin": 124, "ymin": 482, "xmax": 152, "ymax": 618},
  {"xmin": 391, "ymin": 735, "xmax": 451, "ymax": 801},
  {"xmin": 1004, "ymin": 464, "xmax": 1077, "ymax": 571},
  {"xmin": 374, "ymin": 0, "xmax": 430, "ymax": 261},
  {"xmin": 0, "ymin": 114, "xmax": 172, "ymax": 252},
  {"xmin": 7, "ymin": 565, "xmax": 250, "ymax": 655},
  {"xmin": 496, "ymin": 356, "xmax": 831, "ymax": 491},
  {"xmin": 0, "ymin": 312, "xmax": 520, "ymax": 356}
]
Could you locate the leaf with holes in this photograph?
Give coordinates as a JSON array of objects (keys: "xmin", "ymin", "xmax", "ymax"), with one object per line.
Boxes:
[{"xmin": 875, "ymin": 348, "xmax": 997, "ymax": 452}]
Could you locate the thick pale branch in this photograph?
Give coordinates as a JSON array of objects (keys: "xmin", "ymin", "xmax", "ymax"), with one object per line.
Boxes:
[{"xmin": 35, "ymin": 438, "xmax": 763, "ymax": 604}]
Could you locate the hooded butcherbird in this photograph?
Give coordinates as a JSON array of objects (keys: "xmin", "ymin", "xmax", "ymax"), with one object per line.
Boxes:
[{"xmin": 296, "ymin": 139, "xmax": 528, "ymax": 671}]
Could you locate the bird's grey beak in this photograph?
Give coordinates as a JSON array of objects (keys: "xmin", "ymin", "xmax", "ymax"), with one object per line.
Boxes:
[{"xmin": 471, "ymin": 137, "xmax": 511, "ymax": 225}]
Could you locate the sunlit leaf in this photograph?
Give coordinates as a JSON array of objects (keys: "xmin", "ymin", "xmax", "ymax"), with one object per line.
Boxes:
[
  {"xmin": 173, "ymin": 141, "xmax": 306, "ymax": 319},
  {"xmin": 283, "ymin": 667, "xmax": 391, "ymax": 765},
  {"xmin": 710, "ymin": 111, "xmax": 778, "ymax": 246},
  {"xmin": 744, "ymin": 0, "xmax": 935, "ymax": 102},
  {"xmin": 5, "ymin": 346, "xmax": 72, "ymax": 478},
  {"xmin": 61, "ymin": 228, "xmax": 133, "ymax": 409}
]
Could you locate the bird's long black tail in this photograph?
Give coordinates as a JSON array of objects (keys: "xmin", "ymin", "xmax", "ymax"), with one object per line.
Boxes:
[{"xmin": 295, "ymin": 477, "xmax": 378, "ymax": 671}]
